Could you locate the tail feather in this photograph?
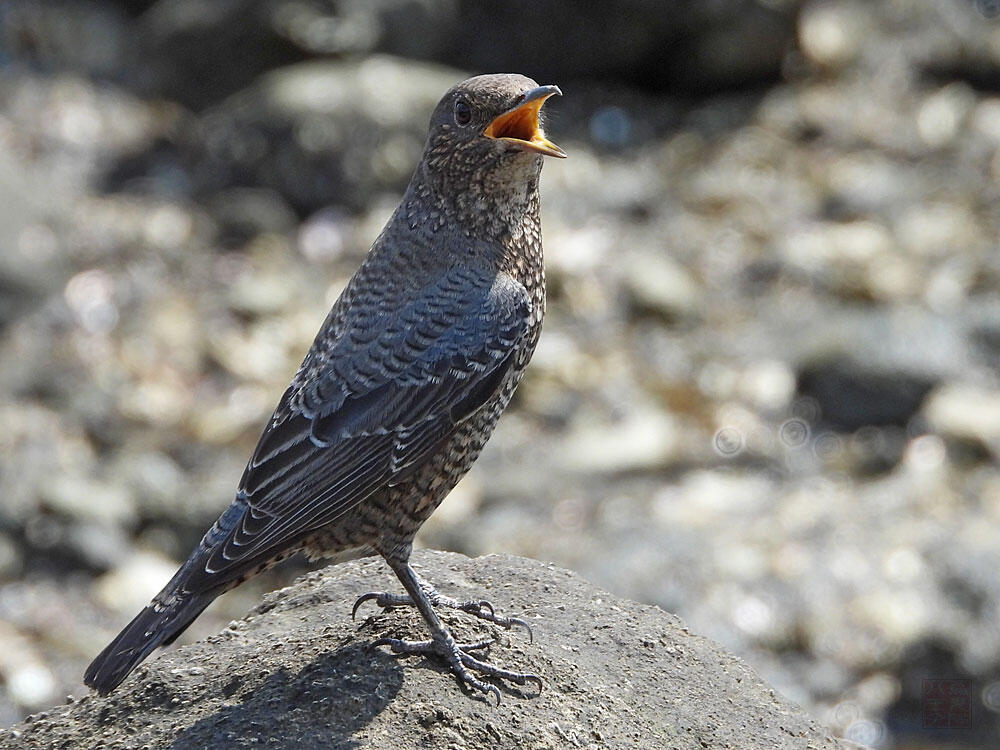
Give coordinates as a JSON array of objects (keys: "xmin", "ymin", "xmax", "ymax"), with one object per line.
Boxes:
[
  {"xmin": 84, "ymin": 591, "xmax": 213, "ymax": 696},
  {"xmin": 85, "ymin": 499, "xmax": 254, "ymax": 695}
]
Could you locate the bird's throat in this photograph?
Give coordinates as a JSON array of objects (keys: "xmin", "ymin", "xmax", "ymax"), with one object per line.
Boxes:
[{"xmin": 408, "ymin": 156, "xmax": 543, "ymax": 242}]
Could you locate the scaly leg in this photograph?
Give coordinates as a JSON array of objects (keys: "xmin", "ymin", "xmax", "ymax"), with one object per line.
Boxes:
[
  {"xmin": 361, "ymin": 557, "xmax": 542, "ymax": 704},
  {"xmin": 353, "ymin": 568, "xmax": 533, "ymax": 640}
]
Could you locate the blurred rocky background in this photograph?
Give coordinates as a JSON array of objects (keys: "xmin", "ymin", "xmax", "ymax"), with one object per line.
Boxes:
[{"xmin": 0, "ymin": 0, "xmax": 998, "ymax": 747}]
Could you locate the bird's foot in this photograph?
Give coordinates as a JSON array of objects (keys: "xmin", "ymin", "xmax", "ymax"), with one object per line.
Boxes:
[
  {"xmin": 373, "ymin": 634, "xmax": 543, "ymax": 705},
  {"xmin": 353, "ymin": 583, "xmax": 533, "ymax": 641}
]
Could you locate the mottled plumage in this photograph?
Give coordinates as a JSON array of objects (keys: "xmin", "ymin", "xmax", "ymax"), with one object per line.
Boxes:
[{"xmin": 85, "ymin": 73, "xmax": 564, "ymax": 702}]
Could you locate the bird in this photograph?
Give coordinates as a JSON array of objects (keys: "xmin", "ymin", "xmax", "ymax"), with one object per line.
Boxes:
[{"xmin": 84, "ymin": 73, "xmax": 565, "ymax": 704}]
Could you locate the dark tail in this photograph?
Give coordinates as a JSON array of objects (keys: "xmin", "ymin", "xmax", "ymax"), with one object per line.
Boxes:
[
  {"xmin": 85, "ymin": 499, "xmax": 258, "ymax": 694},
  {"xmin": 84, "ymin": 584, "xmax": 215, "ymax": 696}
]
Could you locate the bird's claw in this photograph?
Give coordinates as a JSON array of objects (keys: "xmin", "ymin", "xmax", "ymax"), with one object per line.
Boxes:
[
  {"xmin": 459, "ymin": 599, "xmax": 495, "ymax": 617},
  {"xmin": 351, "ymin": 592, "xmax": 385, "ymax": 619},
  {"xmin": 484, "ymin": 611, "xmax": 534, "ymax": 642},
  {"xmin": 353, "ymin": 589, "xmax": 533, "ymax": 641},
  {"xmin": 372, "ymin": 636, "xmax": 542, "ymax": 704},
  {"xmin": 457, "ymin": 600, "xmax": 534, "ymax": 642},
  {"xmin": 373, "ymin": 636, "xmax": 494, "ymax": 653}
]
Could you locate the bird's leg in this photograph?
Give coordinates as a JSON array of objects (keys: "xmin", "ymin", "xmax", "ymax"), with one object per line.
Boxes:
[
  {"xmin": 353, "ymin": 569, "xmax": 533, "ymax": 640},
  {"xmin": 367, "ymin": 558, "xmax": 542, "ymax": 704}
]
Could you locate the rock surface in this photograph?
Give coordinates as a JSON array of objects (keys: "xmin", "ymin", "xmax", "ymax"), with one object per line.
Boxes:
[{"xmin": 1, "ymin": 551, "xmax": 857, "ymax": 750}]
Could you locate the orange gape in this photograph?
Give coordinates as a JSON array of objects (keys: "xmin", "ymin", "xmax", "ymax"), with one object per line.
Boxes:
[{"xmin": 483, "ymin": 89, "xmax": 565, "ymax": 157}]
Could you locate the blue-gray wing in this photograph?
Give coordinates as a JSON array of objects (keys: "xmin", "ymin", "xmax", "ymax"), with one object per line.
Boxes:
[{"xmin": 184, "ymin": 268, "xmax": 532, "ymax": 590}]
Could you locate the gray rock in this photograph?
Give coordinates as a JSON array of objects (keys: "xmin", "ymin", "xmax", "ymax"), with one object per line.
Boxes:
[
  {"xmin": 2, "ymin": 551, "xmax": 859, "ymax": 750},
  {"xmin": 622, "ymin": 252, "xmax": 702, "ymax": 322},
  {"xmin": 76, "ymin": 0, "xmax": 802, "ymax": 109},
  {"xmin": 923, "ymin": 383, "xmax": 1000, "ymax": 457},
  {"xmin": 182, "ymin": 56, "xmax": 462, "ymax": 215},
  {"xmin": 796, "ymin": 358, "xmax": 936, "ymax": 432}
]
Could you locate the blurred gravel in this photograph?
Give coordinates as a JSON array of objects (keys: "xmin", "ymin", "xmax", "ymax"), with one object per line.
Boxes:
[{"xmin": 1, "ymin": 1, "xmax": 999, "ymax": 748}]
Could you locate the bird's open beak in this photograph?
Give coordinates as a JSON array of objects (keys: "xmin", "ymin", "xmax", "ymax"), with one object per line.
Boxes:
[{"xmin": 484, "ymin": 85, "xmax": 567, "ymax": 158}]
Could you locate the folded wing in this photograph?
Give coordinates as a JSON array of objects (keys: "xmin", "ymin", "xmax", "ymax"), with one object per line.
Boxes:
[{"xmin": 184, "ymin": 267, "xmax": 532, "ymax": 592}]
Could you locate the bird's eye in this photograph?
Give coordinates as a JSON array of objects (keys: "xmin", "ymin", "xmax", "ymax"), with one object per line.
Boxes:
[{"xmin": 454, "ymin": 99, "xmax": 472, "ymax": 126}]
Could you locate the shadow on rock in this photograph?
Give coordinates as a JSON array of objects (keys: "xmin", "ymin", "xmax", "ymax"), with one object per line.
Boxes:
[{"xmin": 170, "ymin": 644, "xmax": 402, "ymax": 749}]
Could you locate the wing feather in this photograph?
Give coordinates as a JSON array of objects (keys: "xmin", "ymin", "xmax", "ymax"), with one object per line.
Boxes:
[{"xmin": 181, "ymin": 268, "xmax": 532, "ymax": 591}]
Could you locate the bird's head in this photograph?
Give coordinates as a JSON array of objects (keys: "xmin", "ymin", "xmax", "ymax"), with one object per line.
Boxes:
[{"xmin": 420, "ymin": 74, "xmax": 565, "ymax": 193}]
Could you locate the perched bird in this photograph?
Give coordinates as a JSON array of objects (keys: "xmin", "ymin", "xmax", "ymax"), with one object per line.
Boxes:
[{"xmin": 84, "ymin": 73, "xmax": 565, "ymax": 704}]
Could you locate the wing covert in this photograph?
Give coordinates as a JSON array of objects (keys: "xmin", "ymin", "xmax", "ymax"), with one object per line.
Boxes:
[{"xmin": 186, "ymin": 268, "xmax": 532, "ymax": 589}]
